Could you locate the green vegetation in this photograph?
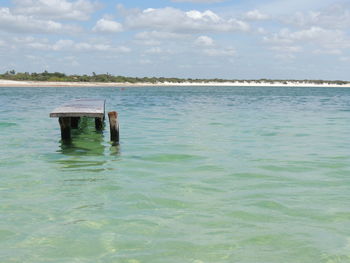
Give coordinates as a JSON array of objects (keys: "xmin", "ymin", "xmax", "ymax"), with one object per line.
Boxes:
[{"xmin": 1, "ymin": 70, "xmax": 349, "ymax": 85}]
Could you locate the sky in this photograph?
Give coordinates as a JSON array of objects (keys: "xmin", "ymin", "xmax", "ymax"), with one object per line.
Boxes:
[{"xmin": 0, "ymin": 0, "xmax": 349, "ymax": 80}]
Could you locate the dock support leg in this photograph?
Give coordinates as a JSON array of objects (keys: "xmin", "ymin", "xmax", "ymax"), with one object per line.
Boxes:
[
  {"xmin": 95, "ymin": 117, "xmax": 104, "ymax": 130},
  {"xmin": 108, "ymin": 111, "xmax": 119, "ymax": 143},
  {"xmin": 58, "ymin": 117, "xmax": 71, "ymax": 140},
  {"xmin": 71, "ymin": 117, "xmax": 80, "ymax": 129}
]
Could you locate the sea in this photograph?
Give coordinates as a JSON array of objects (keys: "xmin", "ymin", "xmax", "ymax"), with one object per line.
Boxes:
[{"xmin": 0, "ymin": 86, "xmax": 350, "ymax": 263}]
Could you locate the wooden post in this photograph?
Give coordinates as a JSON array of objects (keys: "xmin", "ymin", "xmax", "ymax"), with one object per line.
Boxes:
[
  {"xmin": 71, "ymin": 117, "xmax": 80, "ymax": 129},
  {"xmin": 108, "ymin": 111, "xmax": 119, "ymax": 143},
  {"xmin": 58, "ymin": 117, "xmax": 71, "ymax": 140},
  {"xmin": 95, "ymin": 117, "xmax": 103, "ymax": 130}
]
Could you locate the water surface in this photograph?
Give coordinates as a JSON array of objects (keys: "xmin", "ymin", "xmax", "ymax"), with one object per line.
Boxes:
[{"xmin": 1, "ymin": 86, "xmax": 350, "ymax": 262}]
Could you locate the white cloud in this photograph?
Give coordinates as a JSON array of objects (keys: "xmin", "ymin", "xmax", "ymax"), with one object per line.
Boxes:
[
  {"xmin": 25, "ymin": 55, "xmax": 39, "ymax": 60},
  {"xmin": 139, "ymin": 59, "xmax": 152, "ymax": 64},
  {"xmin": 285, "ymin": 11, "xmax": 321, "ymax": 28},
  {"xmin": 58, "ymin": 56, "xmax": 80, "ymax": 67},
  {"xmin": 0, "ymin": 7, "xmax": 80, "ymax": 34},
  {"xmin": 137, "ymin": 39, "xmax": 162, "ymax": 46},
  {"xmin": 195, "ymin": 35, "xmax": 214, "ymax": 46},
  {"xmin": 8, "ymin": 37, "xmax": 131, "ymax": 53},
  {"xmin": 275, "ymin": 53, "xmax": 296, "ymax": 60},
  {"xmin": 135, "ymin": 39, "xmax": 162, "ymax": 46},
  {"xmin": 171, "ymin": 0, "xmax": 225, "ymax": 2},
  {"xmin": 52, "ymin": 39, "xmax": 75, "ymax": 51},
  {"xmin": 12, "ymin": 0, "xmax": 99, "ymax": 21},
  {"xmin": 92, "ymin": 18, "xmax": 123, "ymax": 33},
  {"xmin": 244, "ymin": 10, "xmax": 269, "ymax": 20},
  {"xmin": 145, "ymin": 47, "xmax": 163, "ymax": 54},
  {"xmin": 71, "ymin": 42, "xmax": 131, "ymax": 53},
  {"xmin": 313, "ymin": 49, "xmax": 342, "ymax": 55},
  {"xmin": 135, "ymin": 31, "xmax": 188, "ymax": 40},
  {"xmin": 125, "ymin": 7, "xmax": 250, "ymax": 33},
  {"xmin": 202, "ymin": 47, "xmax": 235, "ymax": 56},
  {"xmin": 134, "ymin": 30, "xmax": 189, "ymax": 46},
  {"xmin": 11, "ymin": 37, "xmax": 67, "ymax": 51},
  {"xmin": 257, "ymin": 27, "xmax": 267, "ymax": 34},
  {"xmin": 339, "ymin": 56, "xmax": 350, "ymax": 62},
  {"xmin": 284, "ymin": 2, "xmax": 350, "ymax": 29},
  {"xmin": 291, "ymin": 27, "xmax": 328, "ymax": 41},
  {"xmin": 145, "ymin": 47, "xmax": 175, "ymax": 55},
  {"xmin": 186, "ymin": 10, "xmax": 220, "ymax": 22},
  {"xmin": 27, "ymin": 42, "xmax": 50, "ymax": 50},
  {"xmin": 270, "ymin": 45, "xmax": 302, "ymax": 53},
  {"xmin": 263, "ymin": 27, "xmax": 350, "ymax": 49},
  {"xmin": 263, "ymin": 26, "xmax": 350, "ymax": 59}
]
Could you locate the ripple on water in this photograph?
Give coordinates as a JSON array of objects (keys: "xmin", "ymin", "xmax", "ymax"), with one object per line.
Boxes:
[{"xmin": 1, "ymin": 86, "xmax": 350, "ymax": 262}]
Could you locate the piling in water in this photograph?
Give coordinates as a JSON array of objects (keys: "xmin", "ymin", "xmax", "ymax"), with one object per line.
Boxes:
[
  {"xmin": 71, "ymin": 117, "xmax": 80, "ymax": 129},
  {"xmin": 58, "ymin": 117, "xmax": 71, "ymax": 140},
  {"xmin": 108, "ymin": 111, "xmax": 119, "ymax": 143},
  {"xmin": 95, "ymin": 117, "xmax": 104, "ymax": 130}
]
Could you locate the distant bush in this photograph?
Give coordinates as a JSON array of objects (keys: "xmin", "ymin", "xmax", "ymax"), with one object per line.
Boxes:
[{"xmin": 0, "ymin": 70, "xmax": 349, "ymax": 86}]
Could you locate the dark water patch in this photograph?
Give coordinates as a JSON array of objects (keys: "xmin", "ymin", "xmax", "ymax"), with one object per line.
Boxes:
[
  {"xmin": 250, "ymin": 200, "xmax": 289, "ymax": 211},
  {"xmin": 295, "ymin": 133, "xmax": 310, "ymax": 137},
  {"xmin": 184, "ymin": 183, "xmax": 224, "ymax": 194},
  {"xmin": 191, "ymin": 165, "xmax": 225, "ymax": 172},
  {"xmin": 0, "ymin": 229, "xmax": 16, "ymax": 241},
  {"xmin": 318, "ymin": 162, "xmax": 349, "ymax": 169},
  {"xmin": 150, "ymin": 197, "xmax": 193, "ymax": 209},
  {"xmin": 230, "ymin": 172, "xmax": 275, "ymax": 179},
  {"xmin": 229, "ymin": 210, "xmax": 279, "ymax": 223},
  {"xmin": 321, "ymin": 254, "xmax": 350, "ymax": 263},
  {"xmin": 259, "ymin": 164, "xmax": 315, "ymax": 173},
  {"xmin": 260, "ymin": 132, "xmax": 278, "ymax": 136},
  {"xmin": 209, "ymin": 122, "xmax": 224, "ymax": 126},
  {"xmin": 63, "ymin": 177, "xmax": 105, "ymax": 183},
  {"xmin": 0, "ymin": 122, "xmax": 17, "ymax": 128},
  {"xmin": 73, "ymin": 203, "xmax": 105, "ymax": 211},
  {"xmin": 56, "ymin": 159, "xmax": 107, "ymax": 169},
  {"xmin": 96, "ymin": 184, "xmax": 121, "ymax": 192},
  {"xmin": 331, "ymin": 212, "xmax": 350, "ymax": 222},
  {"xmin": 142, "ymin": 153, "xmax": 204, "ymax": 163},
  {"xmin": 63, "ymin": 219, "xmax": 87, "ymax": 225}
]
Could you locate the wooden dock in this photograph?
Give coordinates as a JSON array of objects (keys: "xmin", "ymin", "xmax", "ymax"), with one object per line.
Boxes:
[
  {"xmin": 50, "ymin": 99, "xmax": 119, "ymax": 142},
  {"xmin": 50, "ymin": 99, "xmax": 105, "ymax": 118}
]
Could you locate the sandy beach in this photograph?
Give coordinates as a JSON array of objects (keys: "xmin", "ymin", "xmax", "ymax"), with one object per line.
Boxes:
[{"xmin": 0, "ymin": 79, "xmax": 349, "ymax": 88}]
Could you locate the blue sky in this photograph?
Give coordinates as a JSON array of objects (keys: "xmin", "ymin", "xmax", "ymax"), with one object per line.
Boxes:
[{"xmin": 0, "ymin": 0, "xmax": 349, "ymax": 80}]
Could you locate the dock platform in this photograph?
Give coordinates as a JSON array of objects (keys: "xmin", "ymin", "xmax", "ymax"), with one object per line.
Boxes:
[{"xmin": 50, "ymin": 99, "xmax": 105, "ymax": 118}]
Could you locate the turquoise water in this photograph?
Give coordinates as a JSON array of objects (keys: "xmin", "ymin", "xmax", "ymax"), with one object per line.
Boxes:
[{"xmin": 1, "ymin": 86, "xmax": 350, "ymax": 263}]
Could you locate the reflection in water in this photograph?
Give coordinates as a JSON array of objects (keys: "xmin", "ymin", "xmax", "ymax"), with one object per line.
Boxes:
[
  {"xmin": 55, "ymin": 118, "xmax": 120, "ymax": 171},
  {"xmin": 110, "ymin": 143, "xmax": 120, "ymax": 155},
  {"xmin": 59, "ymin": 118, "xmax": 104, "ymax": 155}
]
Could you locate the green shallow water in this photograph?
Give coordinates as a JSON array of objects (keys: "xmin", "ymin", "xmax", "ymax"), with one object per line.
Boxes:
[{"xmin": 0, "ymin": 86, "xmax": 350, "ymax": 263}]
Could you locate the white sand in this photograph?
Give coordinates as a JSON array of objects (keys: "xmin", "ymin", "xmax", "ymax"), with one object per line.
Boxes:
[{"xmin": 0, "ymin": 79, "xmax": 349, "ymax": 88}]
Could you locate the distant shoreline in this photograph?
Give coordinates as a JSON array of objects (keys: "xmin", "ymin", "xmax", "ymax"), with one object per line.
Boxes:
[{"xmin": 1, "ymin": 79, "xmax": 350, "ymax": 88}]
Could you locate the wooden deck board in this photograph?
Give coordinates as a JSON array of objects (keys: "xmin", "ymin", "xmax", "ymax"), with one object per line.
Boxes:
[{"xmin": 50, "ymin": 99, "xmax": 105, "ymax": 118}]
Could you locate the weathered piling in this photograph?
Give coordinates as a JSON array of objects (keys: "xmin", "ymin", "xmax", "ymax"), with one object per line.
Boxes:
[
  {"xmin": 71, "ymin": 117, "xmax": 80, "ymax": 129},
  {"xmin": 95, "ymin": 117, "xmax": 104, "ymax": 130},
  {"xmin": 58, "ymin": 117, "xmax": 71, "ymax": 140},
  {"xmin": 108, "ymin": 111, "xmax": 119, "ymax": 143}
]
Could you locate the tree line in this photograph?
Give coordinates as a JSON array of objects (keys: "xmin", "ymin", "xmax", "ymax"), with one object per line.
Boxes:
[{"xmin": 1, "ymin": 70, "xmax": 349, "ymax": 85}]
